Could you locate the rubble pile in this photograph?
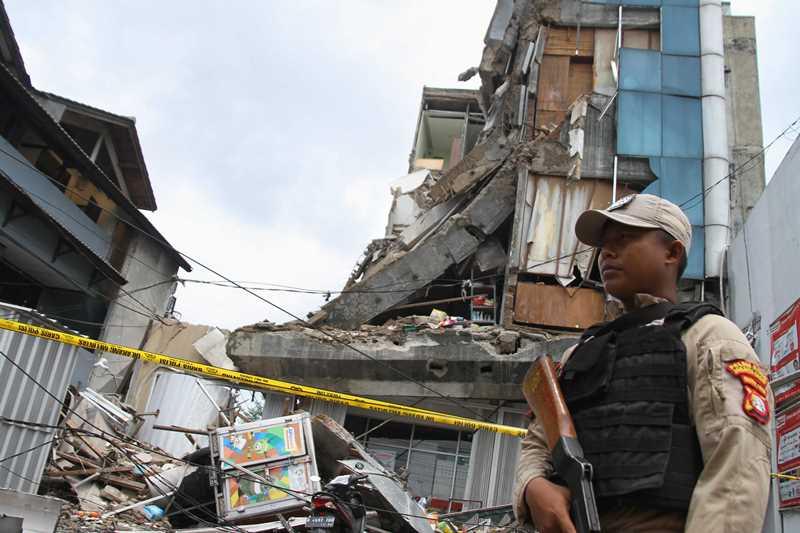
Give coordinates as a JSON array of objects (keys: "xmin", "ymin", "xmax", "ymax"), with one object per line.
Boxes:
[
  {"xmin": 243, "ymin": 311, "xmax": 551, "ymax": 355},
  {"xmin": 39, "ymin": 389, "xmax": 189, "ymax": 531},
  {"xmin": 54, "ymin": 503, "xmax": 170, "ymax": 532}
]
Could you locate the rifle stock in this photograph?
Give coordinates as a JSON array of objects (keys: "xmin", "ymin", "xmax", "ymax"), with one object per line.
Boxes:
[{"xmin": 523, "ymin": 356, "xmax": 601, "ymax": 533}]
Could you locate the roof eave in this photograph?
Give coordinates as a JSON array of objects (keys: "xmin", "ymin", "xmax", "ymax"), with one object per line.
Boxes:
[{"xmin": 0, "ymin": 64, "xmax": 191, "ymax": 271}]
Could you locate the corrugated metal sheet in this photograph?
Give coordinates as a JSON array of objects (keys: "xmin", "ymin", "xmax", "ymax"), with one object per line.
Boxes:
[
  {"xmin": 0, "ymin": 303, "xmax": 89, "ymax": 494},
  {"xmin": 522, "ymin": 176, "xmax": 613, "ymax": 285},
  {"xmin": 135, "ymin": 370, "xmax": 230, "ymax": 459}
]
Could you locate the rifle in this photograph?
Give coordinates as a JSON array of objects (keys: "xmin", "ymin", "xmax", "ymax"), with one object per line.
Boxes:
[{"xmin": 522, "ymin": 355, "xmax": 601, "ymax": 533}]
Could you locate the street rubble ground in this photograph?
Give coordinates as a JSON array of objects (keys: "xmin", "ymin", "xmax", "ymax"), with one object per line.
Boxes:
[{"xmin": 34, "ymin": 342, "xmax": 531, "ymax": 533}]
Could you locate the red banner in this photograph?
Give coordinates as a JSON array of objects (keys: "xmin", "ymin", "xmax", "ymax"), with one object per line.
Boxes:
[{"xmin": 771, "ymin": 299, "xmax": 800, "ymax": 406}]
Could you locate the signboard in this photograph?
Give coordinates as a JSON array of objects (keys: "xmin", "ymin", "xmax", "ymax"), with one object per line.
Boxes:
[
  {"xmin": 779, "ymin": 469, "xmax": 800, "ymax": 510},
  {"xmin": 771, "ymin": 299, "xmax": 800, "ymax": 406},
  {"xmin": 223, "ymin": 459, "xmax": 312, "ymax": 514},
  {"xmin": 777, "ymin": 406, "xmax": 800, "ymax": 473},
  {"xmin": 218, "ymin": 418, "xmax": 306, "ymax": 470}
]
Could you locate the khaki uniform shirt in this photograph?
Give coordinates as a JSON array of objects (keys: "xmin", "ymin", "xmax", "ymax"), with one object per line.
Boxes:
[{"xmin": 512, "ymin": 295, "xmax": 772, "ymax": 532}]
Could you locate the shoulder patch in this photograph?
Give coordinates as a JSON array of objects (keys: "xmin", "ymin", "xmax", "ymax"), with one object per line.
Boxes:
[{"xmin": 726, "ymin": 359, "xmax": 770, "ymax": 424}]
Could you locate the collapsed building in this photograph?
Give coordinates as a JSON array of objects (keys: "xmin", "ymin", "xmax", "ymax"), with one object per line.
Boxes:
[
  {"xmin": 0, "ymin": 0, "xmax": 771, "ymax": 529},
  {"xmin": 228, "ymin": 0, "xmax": 765, "ymax": 514}
]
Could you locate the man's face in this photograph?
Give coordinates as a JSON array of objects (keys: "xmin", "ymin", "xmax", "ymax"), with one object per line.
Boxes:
[{"xmin": 597, "ymin": 222, "xmax": 671, "ymax": 302}]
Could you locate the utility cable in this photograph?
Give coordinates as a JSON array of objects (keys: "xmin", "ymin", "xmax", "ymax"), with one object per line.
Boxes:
[{"xmin": 679, "ymin": 116, "xmax": 800, "ymax": 213}]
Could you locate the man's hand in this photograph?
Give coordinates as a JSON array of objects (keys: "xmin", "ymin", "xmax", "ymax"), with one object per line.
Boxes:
[{"xmin": 524, "ymin": 477, "xmax": 577, "ymax": 533}]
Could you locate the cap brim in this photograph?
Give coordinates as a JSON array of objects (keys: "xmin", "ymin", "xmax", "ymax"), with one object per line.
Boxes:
[{"xmin": 575, "ymin": 210, "xmax": 661, "ymax": 247}]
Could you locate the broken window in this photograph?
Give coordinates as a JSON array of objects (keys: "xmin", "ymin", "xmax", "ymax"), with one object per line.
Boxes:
[
  {"xmin": 411, "ymin": 89, "xmax": 484, "ymax": 172},
  {"xmin": 413, "ymin": 110, "xmax": 483, "ymax": 172},
  {"xmin": 345, "ymin": 415, "xmax": 473, "ymax": 511}
]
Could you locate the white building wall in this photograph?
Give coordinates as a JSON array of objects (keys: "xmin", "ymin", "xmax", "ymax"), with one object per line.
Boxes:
[
  {"xmin": 88, "ymin": 232, "xmax": 180, "ymax": 392},
  {"xmin": 728, "ymin": 136, "xmax": 800, "ymax": 532}
]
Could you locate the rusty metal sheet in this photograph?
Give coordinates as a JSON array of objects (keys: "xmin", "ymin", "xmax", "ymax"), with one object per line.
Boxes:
[
  {"xmin": 593, "ymin": 29, "xmax": 617, "ymax": 96},
  {"xmin": 544, "ymin": 27, "xmax": 594, "ymax": 57},
  {"xmin": 522, "ymin": 177, "xmax": 612, "ymax": 285},
  {"xmin": 513, "ymin": 283, "xmax": 605, "ymax": 330}
]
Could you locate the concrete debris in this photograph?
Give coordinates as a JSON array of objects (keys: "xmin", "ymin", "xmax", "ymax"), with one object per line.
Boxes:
[
  {"xmin": 495, "ymin": 330, "xmax": 520, "ymax": 354},
  {"xmin": 458, "ymin": 66, "xmax": 479, "ymax": 82},
  {"xmin": 100, "ymin": 484, "xmax": 128, "ymax": 503}
]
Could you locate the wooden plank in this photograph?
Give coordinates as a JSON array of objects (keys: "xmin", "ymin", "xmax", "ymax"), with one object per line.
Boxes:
[
  {"xmin": 650, "ymin": 30, "xmax": 661, "ymax": 50},
  {"xmin": 567, "ymin": 61, "xmax": 594, "ymax": 106},
  {"xmin": 535, "ymin": 110, "xmax": 566, "ymax": 130},
  {"xmin": 537, "ymin": 55, "xmax": 571, "ymax": 111},
  {"xmin": 623, "ymin": 29, "xmax": 660, "ymax": 50},
  {"xmin": 56, "ymin": 451, "xmax": 102, "ymax": 469},
  {"xmin": 623, "ymin": 29, "xmax": 651, "ymax": 50},
  {"xmin": 513, "ymin": 283, "xmax": 605, "ymax": 330},
  {"xmin": 46, "ymin": 466, "xmax": 133, "ymax": 477},
  {"xmin": 99, "ymin": 474, "xmax": 147, "ymax": 493},
  {"xmin": 544, "ymin": 27, "xmax": 594, "ymax": 57}
]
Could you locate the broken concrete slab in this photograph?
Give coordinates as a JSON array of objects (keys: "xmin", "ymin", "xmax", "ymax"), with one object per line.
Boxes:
[
  {"xmin": 227, "ymin": 326, "xmax": 577, "ymax": 399},
  {"xmin": 317, "ymin": 165, "xmax": 517, "ymax": 330}
]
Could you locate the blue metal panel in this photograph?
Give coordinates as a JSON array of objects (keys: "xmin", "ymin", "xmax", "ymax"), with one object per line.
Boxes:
[
  {"xmin": 662, "ymin": 55, "xmax": 701, "ymax": 97},
  {"xmin": 0, "ymin": 135, "xmax": 111, "ymax": 262},
  {"xmin": 662, "ymin": 6, "xmax": 700, "ymax": 56},
  {"xmin": 685, "ymin": 226, "xmax": 704, "ymax": 279},
  {"xmin": 619, "ymin": 48, "xmax": 661, "ymax": 93},
  {"xmin": 662, "ymin": 95, "xmax": 703, "ymax": 158},
  {"xmin": 617, "ymin": 91, "xmax": 662, "ymax": 157},
  {"xmin": 658, "ymin": 158, "xmax": 703, "ymax": 225},
  {"xmin": 641, "ymin": 176, "xmax": 704, "ymax": 279},
  {"xmin": 662, "ymin": 0, "xmax": 698, "ymax": 5}
]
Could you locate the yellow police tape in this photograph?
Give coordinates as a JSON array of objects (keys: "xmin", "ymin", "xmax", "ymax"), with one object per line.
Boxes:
[{"xmin": 0, "ymin": 318, "xmax": 527, "ymax": 438}]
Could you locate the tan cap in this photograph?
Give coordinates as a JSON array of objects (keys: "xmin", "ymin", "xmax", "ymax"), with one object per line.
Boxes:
[{"xmin": 575, "ymin": 193, "xmax": 692, "ymax": 252}]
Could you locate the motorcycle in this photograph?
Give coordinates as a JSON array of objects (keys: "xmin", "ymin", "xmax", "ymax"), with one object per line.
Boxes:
[{"xmin": 306, "ymin": 472, "xmax": 368, "ymax": 532}]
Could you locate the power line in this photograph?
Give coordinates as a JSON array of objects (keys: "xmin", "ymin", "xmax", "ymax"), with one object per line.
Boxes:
[{"xmin": 679, "ymin": 116, "xmax": 800, "ymax": 213}]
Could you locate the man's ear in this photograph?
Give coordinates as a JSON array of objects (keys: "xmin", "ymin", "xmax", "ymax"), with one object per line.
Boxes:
[{"xmin": 665, "ymin": 239, "xmax": 685, "ymax": 268}]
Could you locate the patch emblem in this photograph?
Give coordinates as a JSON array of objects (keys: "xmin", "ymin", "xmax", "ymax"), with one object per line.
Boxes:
[
  {"xmin": 607, "ymin": 194, "xmax": 635, "ymax": 211},
  {"xmin": 726, "ymin": 359, "xmax": 770, "ymax": 424}
]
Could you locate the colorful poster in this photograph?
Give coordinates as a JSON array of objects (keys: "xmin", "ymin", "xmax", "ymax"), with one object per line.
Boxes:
[
  {"xmin": 771, "ymin": 299, "xmax": 800, "ymax": 406},
  {"xmin": 221, "ymin": 421, "xmax": 305, "ymax": 468},
  {"xmin": 225, "ymin": 462, "xmax": 309, "ymax": 511},
  {"xmin": 777, "ymin": 405, "xmax": 800, "ymax": 473}
]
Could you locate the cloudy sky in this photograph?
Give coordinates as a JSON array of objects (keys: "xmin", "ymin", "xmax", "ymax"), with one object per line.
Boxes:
[{"xmin": 5, "ymin": 1, "xmax": 799, "ymax": 330}]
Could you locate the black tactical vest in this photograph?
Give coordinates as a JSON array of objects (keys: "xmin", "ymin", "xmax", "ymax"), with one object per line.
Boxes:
[{"xmin": 559, "ymin": 302, "xmax": 723, "ymax": 512}]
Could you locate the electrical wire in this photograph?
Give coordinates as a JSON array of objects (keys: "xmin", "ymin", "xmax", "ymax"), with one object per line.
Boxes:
[
  {"xmin": 7, "ymin": 114, "xmax": 796, "ymax": 429},
  {"xmin": 678, "ymin": 116, "xmax": 800, "ymax": 213},
  {"xmin": 2, "ymin": 411, "xmax": 490, "ymax": 527}
]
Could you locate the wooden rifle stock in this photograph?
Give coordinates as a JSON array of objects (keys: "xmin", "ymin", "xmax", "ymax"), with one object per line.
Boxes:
[{"xmin": 523, "ymin": 356, "xmax": 601, "ymax": 533}]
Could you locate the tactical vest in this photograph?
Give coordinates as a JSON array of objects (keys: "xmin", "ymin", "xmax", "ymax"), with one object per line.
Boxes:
[{"xmin": 558, "ymin": 302, "xmax": 723, "ymax": 512}]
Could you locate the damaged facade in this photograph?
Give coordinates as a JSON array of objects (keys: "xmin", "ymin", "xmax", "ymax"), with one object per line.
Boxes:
[
  {"xmin": 229, "ymin": 0, "xmax": 766, "ymax": 515},
  {"xmin": 0, "ymin": 0, "xmax": 771, "ymax": 531}
]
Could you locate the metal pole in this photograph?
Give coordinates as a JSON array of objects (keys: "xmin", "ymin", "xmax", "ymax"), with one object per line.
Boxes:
[
  {"xmin": 196, "ymin": 378, "xmax": 232, "ymax": 426},
  {"xmin": 101, "ymin": 490, "xmax": 176, "ymax": 519},
  {"xmin": 612, "ymin": 156, "xmax": 618, "ymax": 202},
  {"xmin": 448, "ymin": 431, "xmax": 462, "ymax": 513}
]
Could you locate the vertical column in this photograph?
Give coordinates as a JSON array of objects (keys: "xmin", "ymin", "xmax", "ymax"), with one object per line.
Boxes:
[{"xmin": 700, "ymin": 0, "xmax": 730, "ymax": 277}]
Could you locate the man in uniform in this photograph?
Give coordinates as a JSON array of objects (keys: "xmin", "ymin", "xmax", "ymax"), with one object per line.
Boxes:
[{"xmin": 512, "ymin": 194, "xmax": 772, "ymax": 532}]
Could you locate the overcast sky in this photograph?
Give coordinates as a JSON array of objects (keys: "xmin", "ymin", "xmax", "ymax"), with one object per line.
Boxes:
[{"xmin": 5, "ymin": 1, "xmax": 799, "ymax": 330}]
